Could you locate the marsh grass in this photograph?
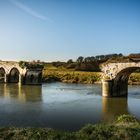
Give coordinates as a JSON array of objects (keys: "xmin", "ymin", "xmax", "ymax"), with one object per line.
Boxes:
[
  {"xmin": 42, "ymin": 66, "xmax": 102, "ymax": 84},
  {"xmin": 43, "ymin": 65, "xmax": 140, "ymax": 85},
  {"xmin": 1, "ymin": 115, "xmax": 140, "ymax": 140},
  {"xmin": 129, "ymin": 73, "xmax": 140, "ymax": 84}
]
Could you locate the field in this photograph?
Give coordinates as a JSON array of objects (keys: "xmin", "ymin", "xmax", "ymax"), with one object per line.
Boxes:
[
  {"xmin": 42, "ymin": 65, "xmax": 102, "ymax": 84},
  {"xmin": 42, "ymin": 64, "xmax": 140, "ymax": 85}
]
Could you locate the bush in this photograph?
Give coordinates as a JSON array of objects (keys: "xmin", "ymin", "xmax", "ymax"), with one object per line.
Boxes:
[
  {"xmin": 0, "ymin": 115, "xmax": 140, "ymax": 140},
  {"xmin": 116, "ymin": 114, "xmax": 138, "ymax": 124}
]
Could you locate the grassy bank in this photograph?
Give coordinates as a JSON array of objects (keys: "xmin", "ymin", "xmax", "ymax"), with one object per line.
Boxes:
[
  {"xmin": 129, "ymin": 73, "xmax": 140, "ymax": 85},
  {"xmin": 43, "ymin": 69, "xmax": 102, "ymax": 84},
  {"xmin": 1, "ymin": 115, "xmax": 140, "ymax": 140},
  {"xmin": 42, "ymin": 65, "xmax": 140, "ymax": 85}
]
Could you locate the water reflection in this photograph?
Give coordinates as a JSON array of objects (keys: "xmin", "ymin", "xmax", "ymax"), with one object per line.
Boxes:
[
  {"xmin": 102, "ymin": 97, "xmax": 128, "ymax": 122},
  {"xmin": 0, "ymin": 83, "xmax": 140, "ymax": 131},
  {"xmin": 0, "ymin": 84, "xmax": 42, "ymax": 102}
]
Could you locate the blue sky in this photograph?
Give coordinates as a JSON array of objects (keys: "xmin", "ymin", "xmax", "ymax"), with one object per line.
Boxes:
[{"xmin": 0, "ymin": 0, "xmax": 140, "ymax": 61}]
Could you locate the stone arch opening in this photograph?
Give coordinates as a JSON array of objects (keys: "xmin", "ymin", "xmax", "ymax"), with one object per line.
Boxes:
[
  {"xmin": 38, "ymin": 72, "xmax": 42, "ymax": 83},
  {"xmin": 30, "ymin": 74, "xmax": 34, "ymax": 83},
  {"xmin": 0, "ymin": 67, "xmax": 5, "ymax": 83},
  {"xmin": 113, "ymin": 67, "xmax": 140, "ymax": 97},
  {"xmin": 8, "ymin": 68, "xmax": 20, "ymax": 83},
  {"xmin": 24, "ymin": 72, "xmax": 35, "ymax": 84},
  {"xmin": 24, "ymin": 71, "xmax": 41, "ymax": 84}
]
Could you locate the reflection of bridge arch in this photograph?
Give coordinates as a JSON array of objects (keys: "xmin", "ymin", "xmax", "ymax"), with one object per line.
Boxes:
[
  {"xmin": 0, "ymin": 84, "xmax": 42, "ymax": 102},
  {"xmin": 101, "ymin": 62, "xmax": 140, "ymax": 97},
  {"xmin": 0, "ymin": 67, "xmax": 5, "ymax": 82},
  {"xmin": 8, "ymin": 67, "xmax": 20, "ymax": 83}
]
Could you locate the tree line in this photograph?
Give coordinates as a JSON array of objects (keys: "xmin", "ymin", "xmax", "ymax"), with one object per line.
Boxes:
[
  {"xmin": 39, "ymin": 53, "xmax": 140, "ymax": 72},
  {"xmin": 52, "ymin": 53, "xmax": 140, "ymax": 71},
  {"xmin": 50, "ymin": 53, "xmax": 124, "ymax": 71}
]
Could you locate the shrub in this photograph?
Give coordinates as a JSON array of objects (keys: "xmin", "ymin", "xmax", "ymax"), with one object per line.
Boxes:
[{"xmin": 116, "ymin": 114, "xmax": 138, "ymax": 124}]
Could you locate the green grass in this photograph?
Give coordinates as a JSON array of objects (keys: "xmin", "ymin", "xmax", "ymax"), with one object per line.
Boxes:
[
  {"xmin": 42, "ymin": 65, "xmax": 140, "ymax": 85},
  {"xmin": 43, "ymin": 69, "xmax": 102, "ymax": 84},
  {"xmin": 129, "ymin": 73, "xmax": 140, "ymax": 84},
  {"xmin": 116, "ymin": 114, "xmax": 138, "ymax": 124},
  {"xmin": 42, "ymin": 65, "xmax": 102, "ymax": 84},
  {"xmin": 0, "ymin": 115, "xmax": 140, "ymax": 140}
]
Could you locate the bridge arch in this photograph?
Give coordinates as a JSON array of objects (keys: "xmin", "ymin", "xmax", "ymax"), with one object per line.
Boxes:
[
  {"xmin": 112, "ymin": 67, "xmax": 140, "ymax": 97},
  {"xmin": 101, "ymin": 62, "xmax": 140, "ymax": 97},
  {"xmin": 24, "ymin": 71, "xmax": 42, "ymax": 85},
  {"xmin": 8, "ymin": 67, "xmax": 20, "ymax": 83},
  {"xmin": 0, "ymin": 67, "xmax": 5, "ymax": 83},
  {"xmin": 38, "ymin": 72, "xmax": 42, "ymax": 83},
  {"xmin": 0, "ymin": 61, "xmax": 43, "ymax": 85}
]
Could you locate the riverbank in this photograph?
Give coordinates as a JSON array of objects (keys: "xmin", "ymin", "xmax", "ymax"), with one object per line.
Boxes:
[
  {"xmin": 0, "ymin": 115, "xmax": 140, "ymax": 140},
  {"xmin": 129, "ymin": 73, "xmax": 140, "ymax": 85},
  {"xmin": 42, "ymin": 68, "xmax": 140, "ymax": 85},
  {"xmin": 43, "ymin": 69, "xmax": 102, "ymax": 84}
]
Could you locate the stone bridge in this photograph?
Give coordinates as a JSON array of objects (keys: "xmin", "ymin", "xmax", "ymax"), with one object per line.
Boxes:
[
  {"xmin": 0, "ymin": 61, "xmax": 43, "ymax": 85},
  {"xmin": 101, "ymin": 62, "xmax": 140, "ymax": 97}
]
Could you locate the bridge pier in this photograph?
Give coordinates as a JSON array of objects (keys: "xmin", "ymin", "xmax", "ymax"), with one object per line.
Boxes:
[
  {"xmin": 4, "ymin": 74, "xmax": 9, "ymax": 83},
  {"xmin": 102, "ymin": 79, "xmax": 113, "ymax": 97},
  {"xmin": 102, "ymin": 79, "xmax": 128, "ymax": 97},
  {"xmin": 18, "ymin": 74, "xmax": 24, "ymax": 85}
]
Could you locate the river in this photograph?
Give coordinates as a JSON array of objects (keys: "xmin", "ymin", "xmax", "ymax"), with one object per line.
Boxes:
[{"xmin": 0, "ymin": 83, "xmax": 140, "ymax": 131}]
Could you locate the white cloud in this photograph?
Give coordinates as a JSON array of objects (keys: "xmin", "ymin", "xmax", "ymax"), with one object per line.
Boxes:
[{"xmin": 9, "ymin": 0, "xmax": 52, "ymax": 22}]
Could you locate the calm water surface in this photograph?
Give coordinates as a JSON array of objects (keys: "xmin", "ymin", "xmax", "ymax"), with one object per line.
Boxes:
[{"xmin": 0, "ymin": 83, "xmax": 140, "ymax": 131}]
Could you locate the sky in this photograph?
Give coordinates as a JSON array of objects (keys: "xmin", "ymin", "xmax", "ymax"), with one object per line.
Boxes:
[{"xmin": 0, "ymin": 0, "xmax": 140, "ymax": 62}]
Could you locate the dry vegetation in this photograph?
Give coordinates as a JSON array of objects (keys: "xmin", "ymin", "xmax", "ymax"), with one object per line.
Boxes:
[
  {"xmin": 42, "ymin": 66, "xmax": 102, "ymax": 84},
  {"xmin": 42, "ymin": 65, "xmax": 140, "ymax": 85}
]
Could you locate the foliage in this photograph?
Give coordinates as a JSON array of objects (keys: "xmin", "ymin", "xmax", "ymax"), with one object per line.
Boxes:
[
  {"xmin": 76, "ymin": 56, "xmax": 84, "ymax": 63},
  {"xmin": 43, "ymin": 64, "xmax": 140, "ymax": 85},
  {"xmin": 52, "ymin": 61, "xmax": 66, "ymax": 67},
  {"xmin": 43, "ymin": 68, "xmax": 102, "ymax": 84},
  {"xmin": 116, "ymin": 114, "xmax": 138, "ymax": 124},
  {"xmin": 129, "ymin": 73, "xmax": 140, "ymax": 84},
  {"xmin": 19, "ymin": 61, "xmax": 27, "ymax": 69},
  {"xmin": 43, "ymin": 53, "xmax": 126, "ymax": 72},
  {"xmin": 66, "ymin": 63, "xmax": 77, "ymax": 69},
  {"xmin": 128, "ymin": 53, "xmax": 140, "ymax": 58},
  {"xmin": 67, "ymin": 59, "xmax": 73, "ymax": 64},
  {"xmin": 77, "ymin": 124, "xmax": 116, "ymax": 140},
  {"xmin": 19, "ymin": 61, "xmax": 44, "ymax": 69},
  {"xmin": 0, "ymin": 115, "xmax": 140, "ymax": 140}
]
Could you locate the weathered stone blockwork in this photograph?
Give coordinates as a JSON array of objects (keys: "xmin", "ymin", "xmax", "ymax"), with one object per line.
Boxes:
[{"xmin": 101, "ymin": 62, "xmax": 140, "ymax": 97}]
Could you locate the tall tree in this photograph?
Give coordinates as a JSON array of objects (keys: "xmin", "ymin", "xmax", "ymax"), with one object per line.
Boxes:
[{"xmin": 76, "ymin": 56, "xmax": 84, "ymax": 63}]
